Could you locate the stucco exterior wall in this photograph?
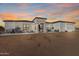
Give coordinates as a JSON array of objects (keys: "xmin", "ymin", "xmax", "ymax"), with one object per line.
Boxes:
[
  {"xmin": 53, "ymin": 22, "xmax": 75, "ymax": 32},
  {"xmin": 4, "ymin": 20, "xmax": 75, "ymax": 33}
]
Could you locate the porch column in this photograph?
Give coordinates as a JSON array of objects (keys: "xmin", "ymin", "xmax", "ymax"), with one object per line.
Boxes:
[
  {"xmin": 43, "ymin": 23, "xmax": 47, "ymax": 33},
  {"xmin": 35, "ymin": 24, "xmax": 39, "ymax": 33}
]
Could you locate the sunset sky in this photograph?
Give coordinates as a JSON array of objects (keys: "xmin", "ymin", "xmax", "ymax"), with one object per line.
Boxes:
[{"xmin": 0, "ymin": 3, "xmax": 79, "ymax": 22}]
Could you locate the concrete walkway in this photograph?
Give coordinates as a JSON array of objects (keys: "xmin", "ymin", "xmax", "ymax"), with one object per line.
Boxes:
[{"xmin": 0, "ymin": 33, "xmax": 34, "ymax": 36}]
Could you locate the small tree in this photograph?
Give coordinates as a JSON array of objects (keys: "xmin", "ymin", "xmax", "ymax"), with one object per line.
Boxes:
[{"xmin": 0, "ymin": 26, "xmax": 5, "ymax": 34}]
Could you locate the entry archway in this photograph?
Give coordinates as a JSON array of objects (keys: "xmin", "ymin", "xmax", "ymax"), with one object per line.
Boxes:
[{"xmin": 38, "ymin": 23, "xmax": 44, "ymax": 32}]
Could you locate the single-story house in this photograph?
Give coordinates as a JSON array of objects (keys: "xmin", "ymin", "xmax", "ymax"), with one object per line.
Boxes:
[{"xmin": 0, "ymin": 17, "xmax": 76, "ymax": 33}]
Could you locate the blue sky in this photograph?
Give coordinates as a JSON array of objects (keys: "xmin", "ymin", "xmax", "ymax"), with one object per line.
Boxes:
[{"xmin": 0, "ymin": 3, "xmax": 79, "ymax": 21}]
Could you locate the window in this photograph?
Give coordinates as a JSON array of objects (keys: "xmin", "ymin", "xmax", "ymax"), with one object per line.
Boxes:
[{"xmin": 23, "ymin": 24, "xmax": 30, "ymax": 31}]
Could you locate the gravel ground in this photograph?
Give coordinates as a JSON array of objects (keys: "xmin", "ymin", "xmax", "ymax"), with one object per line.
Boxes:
[{"xmin": 0, "ymin": 32, "xmax": 79, "ymax": 56}]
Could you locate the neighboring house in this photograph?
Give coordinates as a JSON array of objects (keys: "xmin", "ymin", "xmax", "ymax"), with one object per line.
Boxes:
[
  {"xmin": 2, "ymin": 17, "xmax": 76, "ymax": 33},
  {"xmin": 0, "ymin": 20, "xmax": 5, "ymax": 27},
  {"xmin": 0, "ymin": 20, "xmax": 5, "ymax": 33}
]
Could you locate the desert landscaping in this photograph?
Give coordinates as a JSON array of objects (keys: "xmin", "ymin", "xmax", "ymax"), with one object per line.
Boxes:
[{"xmin": 0, "ymin": 32, "xmax": 79, "ymax": 56}]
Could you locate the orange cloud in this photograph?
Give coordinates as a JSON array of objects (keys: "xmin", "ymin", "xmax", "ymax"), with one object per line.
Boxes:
[
  {"xmin": 63, "ymin": 9, "xmax": 79, "ymax": 19},
  {"xmin": 0, "ymin": 12, "xmax": 34, "ymax": 20},
  {"xmin": 35, "ymin": 9, "xmax": 46, "ymax": 12},
  {"xmin": 48, "ymin": 12, "xmax": 61, "ymax": 16},
  {"xmin": 0, "ymin": 13, "xmax": 17, "ymax": 20},
  {"xmin": 15, "ymin": 13, "xmax": 31, "ymax": 17},
  {"xmin": 70, "ymin": 9, "xmax": 79, "ymax": 15},
  {"xmin": 57, "ymin": 3, "xmax": 73, "ymax": 8}
]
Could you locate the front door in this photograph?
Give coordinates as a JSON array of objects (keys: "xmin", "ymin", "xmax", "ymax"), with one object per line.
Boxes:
[{"xmin": 38, "ymin": 23, "xmax": 44, "ymax": 32}]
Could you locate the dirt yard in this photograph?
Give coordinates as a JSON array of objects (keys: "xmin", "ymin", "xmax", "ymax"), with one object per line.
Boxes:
[{"xmin": 0, "ymin": 32, "xmax": 79, "ymax": 56}]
